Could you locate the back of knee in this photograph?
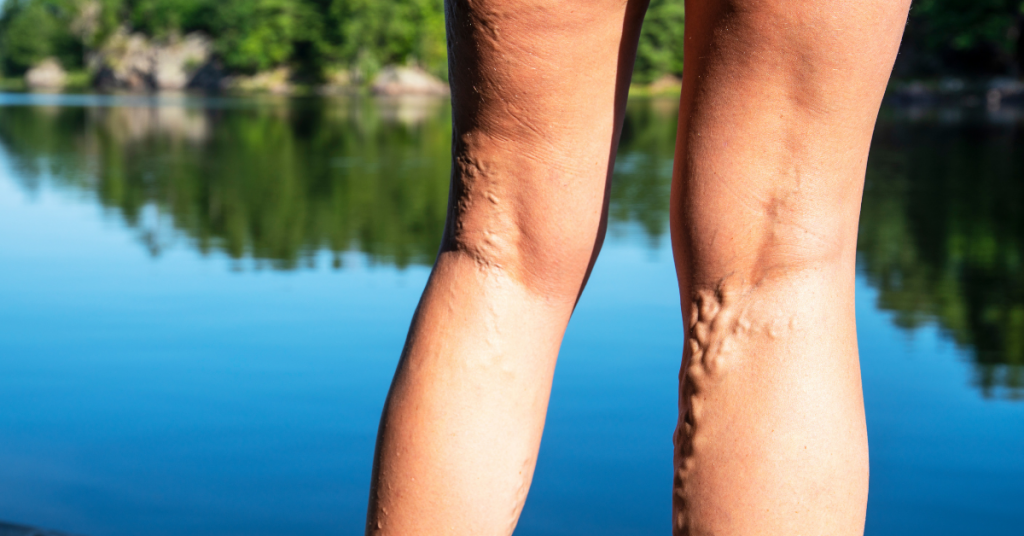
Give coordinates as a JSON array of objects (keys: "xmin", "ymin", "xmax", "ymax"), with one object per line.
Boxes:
[
  {"xmin": 441, "ymin": 215, "xmax": 600, "ymax": 303},
  {"xmin": 440, "ymin": 184, "xmax": 602, "ymax": 303}
]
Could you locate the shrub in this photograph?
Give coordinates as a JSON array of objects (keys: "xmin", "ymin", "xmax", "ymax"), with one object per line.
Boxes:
[
  {"xmin": 634, "ymin": 0, "xmax": 685, "ymax": 84},
  {"xmin": 0, "ymin": 0, "xmax": 80, "ymax": 74}
]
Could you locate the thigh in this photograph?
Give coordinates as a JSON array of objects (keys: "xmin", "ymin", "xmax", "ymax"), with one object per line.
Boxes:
[
  {"xmin": 674, "ymin": 0, "xmax": 912, "ymax": 285},
  {"xmin": 443, "ymin": 0, "xmax": 649, "ymax": 299}
]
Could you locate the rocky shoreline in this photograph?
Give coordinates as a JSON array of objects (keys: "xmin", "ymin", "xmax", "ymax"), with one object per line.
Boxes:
[
  {"xmin": 886, "ymin": 78, "xmax": 1024, "ymax": 109},
  {"xmin": 11, "ymin": 31, "xmax": 1024, "ymax": 106},
  {"xmin": 15, "ymin": 29, "xmax": 449, "ymax": 97}
]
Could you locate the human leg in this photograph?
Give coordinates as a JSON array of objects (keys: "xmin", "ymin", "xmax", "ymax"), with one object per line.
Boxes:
[
  {"xmin": 365, "ymin": 1, "xmax": 649, "ymax": 534},
  {"xmin": 671, "ymin": 0, "xmax": 911, "ymax": 534}
]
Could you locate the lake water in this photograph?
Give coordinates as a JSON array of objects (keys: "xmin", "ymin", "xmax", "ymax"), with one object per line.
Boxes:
[{"xmin": 0, "ymin": 93, "xmax": 1021, "ymax": 535}]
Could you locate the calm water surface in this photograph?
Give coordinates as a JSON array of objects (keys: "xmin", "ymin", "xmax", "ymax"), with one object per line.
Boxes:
[{"xmin": 0, "ymin": 93, "xmax": 1021, "ymax": 535}]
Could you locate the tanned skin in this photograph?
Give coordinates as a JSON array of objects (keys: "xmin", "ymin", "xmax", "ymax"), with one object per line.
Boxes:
[{"xmin": 366, "ymin": 1, "xmax": 911, "ymax": 534}]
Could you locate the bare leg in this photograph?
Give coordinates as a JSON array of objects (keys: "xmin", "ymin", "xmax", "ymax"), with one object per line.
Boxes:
[
  {"xmin": 671, "ymin": 1, "xmax": 910, "ymax": 534},
  {"xmin": 365, "ymin": 1, "xmax": 648, "ymax": 534}
]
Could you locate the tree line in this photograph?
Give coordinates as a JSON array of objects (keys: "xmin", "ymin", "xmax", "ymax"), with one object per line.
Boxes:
[
  {"xmin": 5, "ymin": 0, "xmax": 1024, "ymax": 85},
  {"xmin": 0, "ymin": 0, "xmax": 451, "ymax": 81},
  {"xmin": 0, "ymin": 0, "xmax": 682, "ymax": 84},
  {"xmin": 6, "ymin": 0, "xmax": 1024, "ymax": 85}
]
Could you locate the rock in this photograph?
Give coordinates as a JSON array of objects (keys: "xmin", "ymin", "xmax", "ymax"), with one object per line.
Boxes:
[
  {"xmin": 371, "ymin": 66, "xmax": 449, "ymax": 96},
  {"xmin": 318, "ymin": 68, "xmax": 356, "ymax": 95},
  {"xmin": 327, "ymin": 69, "xmax": 353, "ymax": 87},
  {"xmin": 376, "ymin": 95, "xmax": 446, "ymax": 126},
  {"xmin": 91, "ymin": 27, "xmax": 211, "ymax": 91},
  {"xmin": 24, "ymin": 58, "xmax": 67, "ymax": 90},
  {"xmin": 91, "ymin": 29, "xmax": 158, "ymax": 90},
  {"xmin": 220, "ymin": 67, "xmax": 292, "ymax": 94},
  {"xmin": 186, "ymin": 60, "xmax": 226, "ymax": 92},
  {"xmin": 646, "ymin": 74, "xmax": 682, "ymax": 94},
  {"xmin": 153, "ymin": 33, "xmax": 211, "ymax": 89},
  {"xmin": 99, "ymin": 105, "xmax": 210, "ymax": 143}
]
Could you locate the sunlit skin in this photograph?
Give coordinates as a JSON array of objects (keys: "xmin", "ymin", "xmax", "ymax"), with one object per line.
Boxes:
[{"xmin": 366, "ymin": 0, "xmax": 912, "ymax": 534}]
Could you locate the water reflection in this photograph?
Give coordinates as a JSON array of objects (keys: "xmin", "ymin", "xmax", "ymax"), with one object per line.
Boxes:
[
  {"xmin": 0, "ymin": 97, "xmax": 676, "ymax": 269},
  {"xmin": 0, "ymin": 97, "xmax": 454, "ymax": 269},
  {"xmin": 1, "ymin": 95, "xmax": 1023, "ymax": 397},
  {"xmin": 612, "ymin": 98, "xmax": 677, "ymax": 246},
  {"xmin": 861, "ymin": 118, "xmax": 1024, "ymax": 398}
]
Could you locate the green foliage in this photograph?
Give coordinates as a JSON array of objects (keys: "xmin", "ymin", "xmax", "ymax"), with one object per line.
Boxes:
[
  {"xmin": 8, "ymin": 0, "xmax": 1024, "ymax": 89},
  {"xmin": 912, "ymin": 0, "xmax": 1021, "ymax": 52},
  {"xmin": 89, "ymin": 0, "xmax": 128, "ymax": 47},
  {"xmin": 634, "ymin": 0, "xmax": 685, "ymax": 84},
  {"xmin": 128, "ymin": 0, "xmax": 211, "ymax": 37},
  {"xmin": 902, "ymin": 0, "xmax": 1024, "ymax": 75},
  {"xmin": 0, "ymin": 0, "xmax": 80, "ymax": 73},
  {"xmin": 210, "ymin": 0, "xmax": 323, "ymax": 73},
  {"xmin": 326, "ymin": 0, "xmax": 446, "ymax": 80},
  {"xmin": 0, "ymin": 0, "xmax": 449, "ymax": 79}
]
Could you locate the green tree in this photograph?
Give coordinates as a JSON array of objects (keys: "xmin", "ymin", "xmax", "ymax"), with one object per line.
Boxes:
[
  {"xmin": 72, "ymin": 0, "xmax": 125, "ymax": 50},
  {"xmin": 127, "ymin": 0, "xmax": 212, "ymax": 38},
  {"xmin": 210, "ymin": 0, "xmax": 323, "ymax": 73},
  {"xmin": 634, "ymin": 0, "xmax": 685, "ymax": 84},
  {"xmin": 0, "ymin": 0, "xmax": 80, "ymax": 73},
  {"xmin": 326, "ymin": 0, "xmax": 446, "ymax": 80},
  {"xmin": 902, "ymin": 0, "xmax": 1024, "ymax": 76},
  {"xmin": 0, "ymin": 0, "xmax": 126, "ymax": 74}
]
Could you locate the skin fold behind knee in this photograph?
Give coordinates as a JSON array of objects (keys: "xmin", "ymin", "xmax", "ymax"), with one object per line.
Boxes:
[{"xmin": 442, "ymin": 133, "xmax": 615, "ymax": 303}]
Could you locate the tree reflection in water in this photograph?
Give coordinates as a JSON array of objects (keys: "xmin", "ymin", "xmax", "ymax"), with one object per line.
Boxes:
[
  {"xmin": 1, "ymin": 97, "xmax": 1022, "ymax": 397},
  {"xmin": 0, "ymin": 97, "xmax": 677, "ymax": 269},
  {"xmin": 861, "ymin": 114, "xmax": 1024, "ymax": 399},
  {"xmin": 0, "ymin": 97, "xmax": 454, "ymax": 269}
]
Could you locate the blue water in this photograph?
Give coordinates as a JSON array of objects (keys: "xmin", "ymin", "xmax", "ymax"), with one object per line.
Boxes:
[{"xmin": 0, "ymin": 94, "xmax": 1021, "ymax": 535}]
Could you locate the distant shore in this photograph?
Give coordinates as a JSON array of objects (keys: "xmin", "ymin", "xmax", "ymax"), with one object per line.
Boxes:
[{"xmin": 8, "ymin": 76, "xmax": 1024, "ymax": 109}]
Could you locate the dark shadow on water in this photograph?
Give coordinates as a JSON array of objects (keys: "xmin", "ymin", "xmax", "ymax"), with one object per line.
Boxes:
[
  {"xmin": 0, "ymin": 520, "xmax": 77, "ymax": 536},
  {"xmin": 1, "ymin": 94, "xmax": 1023, "ymax": 396}
]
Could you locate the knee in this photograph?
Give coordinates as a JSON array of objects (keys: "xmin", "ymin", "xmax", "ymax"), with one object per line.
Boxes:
[
  {"xmin": 676, "ymin": 175, "xmax": 860, "ymax": 288},
  {"xmin": 439, "ymin": 154, "xmax": 602, "ymax": 302},
  {"xmin": 440, "ymin": 192, "xmax": 601, "ymax": 303},
  {"xmin": 439, "ymin": 234, "xmax": 599, "ymax": 304}
]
